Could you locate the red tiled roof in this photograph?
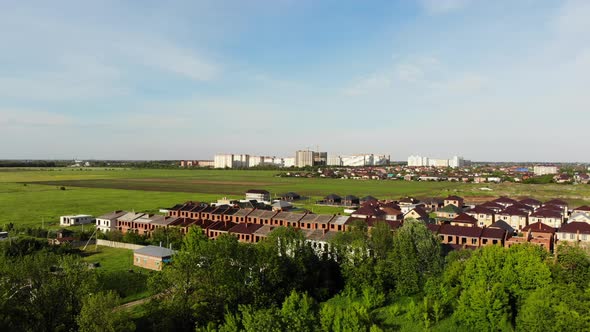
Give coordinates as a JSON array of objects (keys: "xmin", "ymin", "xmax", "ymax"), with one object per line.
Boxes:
[
  {"xmin": 353, "ymin": 205, "xmax": 386, "ymax": 217},
  {"xmin": 574, "ymin": 205, "xmax": 590, "ymax": 212},
  {"xmin": 531, "ymin": 209, "xmax": 562, "ymax": 219},
  {"xmin": 558, "ymin": 222, "xmax": 590, "ymax": 235},
  {"xmin": 481, "ymin": 227, "xmax": 506, "ymax": 239},
  {"xmin": 467, "ymin": 206, "xmax": 495, "ymax": 215},
  {"xmin": 452, "ymin": 213, "xmax": 478, "ymax": 223},
  {"xmin": 493, "ymin": 196, "xmax": 518, "ymax": 205},
  {"xmin": 523, "ymin": 222, "xmax": 555, "ymax": 233},
  {"xmin": 228, "ymin": 223, "xmax": 263, "ymax": 235},
  {"xmin": 519, "ymin": 198, "xmax": 542, "ymax": 206},
  {"xmin": 438, "ymin": 224, "xmax": 483, "ymax": 237},
  {"xmin": 544, "ymin": 199, "xmax": 568, "ymax": 207},
  {"xmin": 444, "ymin": 195, "xmax": 464, "ymax": 201}
]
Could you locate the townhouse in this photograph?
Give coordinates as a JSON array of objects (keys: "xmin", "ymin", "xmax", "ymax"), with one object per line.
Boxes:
[
  {"xmin": 465, "ymin": 206, "xmax": 495, "ymax": 227},
  {"xmin": 557, "ymin": 222, "xmax": 590, "ymax": 244}
]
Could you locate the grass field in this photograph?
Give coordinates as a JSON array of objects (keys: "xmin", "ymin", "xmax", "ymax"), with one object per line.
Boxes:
[{"xmin": 1, "ymin": 168, "xmax": 590, "ymax": 227}]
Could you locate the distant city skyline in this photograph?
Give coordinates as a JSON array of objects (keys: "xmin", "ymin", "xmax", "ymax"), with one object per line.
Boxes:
[{"xmin": 1, "ymin": 1, "xmax": 589, "ymax": 162}]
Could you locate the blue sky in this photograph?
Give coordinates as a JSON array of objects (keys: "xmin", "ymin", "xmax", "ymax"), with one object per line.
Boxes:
[{"xmin": 0, "ymin": 0, "xmax": 589, "ymax": 161}]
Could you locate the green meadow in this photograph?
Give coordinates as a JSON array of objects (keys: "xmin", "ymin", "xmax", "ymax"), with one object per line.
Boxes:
[{"xmin": 1, "ymin": 167, "xmax": 590, "ymax": 227}]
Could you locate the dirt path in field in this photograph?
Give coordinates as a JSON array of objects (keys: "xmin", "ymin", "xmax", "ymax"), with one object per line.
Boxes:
[
  {"xmin": 126, "ymin": 178, "xmax": 277, "ymax": 186},
  {"xmin": 116, "ymin": 292, "xmax": 164, "ymax": 311}
]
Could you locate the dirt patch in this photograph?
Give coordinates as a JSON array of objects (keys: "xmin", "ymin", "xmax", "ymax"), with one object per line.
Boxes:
[{"xmin": 126, "ymin": 178, "xmax": 275, "ymax": 186}]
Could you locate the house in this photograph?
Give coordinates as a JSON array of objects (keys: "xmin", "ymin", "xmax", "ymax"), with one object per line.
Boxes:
[
  {"xmin": 480, "ymin": 228, "xmax": 506, "ymax": 246},
  {"xmin": 59, "ymin": 215, "xmax": 94, "ymax": 227},
  {"xmin": 479, "ymin": 201, "xmax": 505, "ymax": 213},
  {"xmin": 495, "ymin": 208, "xmax": 528, "ymax": 231},
  {"xmin": 246, "ymin": 210, "xmax": 279, "ymax": 225},
  {"xmin": 117, "ymin": 212, "xmax": 146, "ymax": 234},
  {"xmin": 557, "ymin": 222, "xmax": 590, "ymax": 244},
  {"xmin": 96, "ymin": 210, "xmax": 127, "ymax": 233},
  {"xmin": 253, "ymin": 225, "xmax": 277, "ymax": 242},
  {"xmin": 443, "ymin": 195, "xmax": 464, "ymax": 208},
  {"xmin": 324, "ymin": 194, "xmax": 342, "ymax": 205},
  {"xmin": 134, "ymin": 245, "xmax": 175, "ymax": 271},
  {"xmin": 572, "ymin": 205, "xmax": 590, "ymax": 215},
  {"xmin": 245, "ymin": 189, "xmax": 271, "ymax": 202},
  {"xmin": 436, "ymin": 224, "xmax": 482, "ymax": 248},
  {"xmin": 519, "ymin": 198, "xmax": 542, "ymax": 210},
  {"xmin": 271, "ymin": 211, "xmax": 305, "ymax": 227},
  {"xmin": 231, "ymin": 208, "xmax": 254, "ymax": 223},
  {"xmin": 435, "ymin": 204, "xmax": 462, "ymax": 222},
  {"xmin": 271, "ymin": 200, "xmax": 293, "ymax": 212},
  {"xmin": 404, "ymin": 207, "xmax": 430, "ymax": 223},
  {"xmin": 299, "ymin": 214, "xmax": 334, "ymax": 230},
  {"xmin": 543, "ymin": 199, "xmax": 569, "ymax": 215},
  {"xmin": 207, "ymin": 220, "xmax": 237, "ymax": 239},
  {"xmin": 530, "ymin": 209, "xmax": 563, "ymax": 229},
  {"xmin": 465, "ymin": 206, "xmax": 495, "ymax": 227},
  {"xmin": 280, "ymin": 192, "xmax": 301, "ymax": 201},
  {"xmin": 569, "ymin": 211, "xmax": 590, "ymax": 224},
  {"xmin": 342, "ymin": 195, "xmax": 360, "ymax": 206},
  {"xmin": 489, "ymin": 220, "xmax": 515, "ymax": 235},
  {"xmin": 360, "ymin": 195, "xmax": 379, "ymax": 203},
  {"xmin": 421, "ymin": 198, "xmax": 443, "ymax": 212},
  {"xmin": 329, "ymin": 215, "xmax": 350, "ymax": 232},
  {"xmin": 505, "ymin": 222, "xmax": 555, "ymax": 252},
  {"xmin": 450, "ymin": 213, "xmax": 478, "ymax": 227},
  {"xmin": 351, "ymin": 204, "xmax": 386, "ymax": 219},
  {"xmin": 492, "ymin": 196, "xmax": 518, "ymax": 208},
  {"xmin": 228, "ymin": 223, "xmax": 264, "ymax": 243},
  {"xmin": 380, "ymin": 207, "xmax": 404, "ymax": 221}
]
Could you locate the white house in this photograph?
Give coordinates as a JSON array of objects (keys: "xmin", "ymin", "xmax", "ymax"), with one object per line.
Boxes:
[
  {"xmin": 60, "ymin": 215, "xmax": 94, "ymax": 227},
  {"xmin": 95, "ymin": 210, "xmax": 128, "ymax": 232},
  {"xmin": 245, "ymin": 189, "xmax": 271, "ymax": 202}
]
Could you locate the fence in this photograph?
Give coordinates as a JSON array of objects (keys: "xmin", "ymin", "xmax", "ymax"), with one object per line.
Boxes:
[{"xmin": 96, "ymin": 239, "xmax": 145, "ymax": 250}]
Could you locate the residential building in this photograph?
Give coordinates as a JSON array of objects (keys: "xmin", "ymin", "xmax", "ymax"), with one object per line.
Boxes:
[
  {"xmin": 557, "ymin": 222, "xmax": 590, "ymax": 244},
  {"xmin": 59, "ymin": 215, "xmax": 94, "ymax": 227},
  {"xmin": 444, "ymin": 195, "xmax": 464, "ymax": 208},
  {"xmin": 96, "ymin": 210, "xmax": 127, "ymax": 232},
  {"xmin": 134, "ymin": 245, "xmax": 175, "ymax": 271},
  {"xmin": 533, "ymin": 165, "xmax": 558, "ymax": 175},
  {"xmin": 245, "ymin": 189, "xmax": 271, "ymax": 202},
  {"xmin": 465, "ymin": 206, "xmax": 495, "ymax": 227},
  {"xmin": 214, "ymin": 154, "xmax": 234, "ymax": 168}
]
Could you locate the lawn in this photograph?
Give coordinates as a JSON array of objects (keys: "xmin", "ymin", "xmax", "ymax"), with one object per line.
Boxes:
[
  {"xmin": 80, "ymin": 245, "xmax": 152, "ymax": 303},
  {"xmin": 1, "ymin": 168, "xmax": 590, "ymax": 227}
]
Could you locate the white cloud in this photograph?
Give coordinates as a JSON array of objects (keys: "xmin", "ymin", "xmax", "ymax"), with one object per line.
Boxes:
[{"xmin": 343, "ymin": 74, "xmax": 391, "ymax": 96}]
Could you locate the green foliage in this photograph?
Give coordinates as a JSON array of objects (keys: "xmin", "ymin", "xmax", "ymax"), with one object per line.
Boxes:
[
  {"xmin": 553, "ymin": 244, "xmax": 590, "ymax": 289},
  {"xmin": 516, "ymin": 284, "xmax": 590, "ymax": 332},
  {"xmin": 77, "ymin": 291, "xmax": 135, "ymax": 332}
]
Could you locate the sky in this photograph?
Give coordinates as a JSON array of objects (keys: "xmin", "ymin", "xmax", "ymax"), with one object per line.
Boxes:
[{"xmin": 0, "ymin": 0, "xmax": 589, "ymax": 162}]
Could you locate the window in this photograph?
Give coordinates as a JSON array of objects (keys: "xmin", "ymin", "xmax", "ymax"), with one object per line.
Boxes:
[
  {"xmin": 583, "ymin": 235, "xmax": 588, "ymax": 241},
  {"xmin": 570, "ymin": 233, "xmax": 575, "ymax": 240}
]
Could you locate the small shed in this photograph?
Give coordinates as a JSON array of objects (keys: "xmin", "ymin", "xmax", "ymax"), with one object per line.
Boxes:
[{"xmin": 134, "ymin": 246, "xmax": 176, "ymax": 271}]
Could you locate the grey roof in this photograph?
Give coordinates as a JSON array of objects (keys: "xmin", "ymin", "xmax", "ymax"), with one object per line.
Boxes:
[
  {"xmin": 253, "ymin": 225, "xmax": 276, "ymax": 237},
  {"xmin": 118, "ymin": 212, "xmax": 146, "ymax": 222},
  {"xmin": 150, "ymin": 216, "xmax": 180, "ymax": 226},
  {"xmin": 273, "ymin": 212, "xmax": 305, "ymax": 223},
  {"xmin": 97, "ymin": 210, "xmax": 128, "ymax": 220},
  {"xmin": 134, "ymin": 245, "xmax": 175, "ymax": 258},
  {"xmin": 272, "ymin": 200, "xmax": 293, "ymax": 209},
  {"xmin": 233, "ymin": 209, "xmax": 254, "ymax": 217},
  {"xmin": 330, "ymin": 215, "xmax": 350, "ymax": 225}
]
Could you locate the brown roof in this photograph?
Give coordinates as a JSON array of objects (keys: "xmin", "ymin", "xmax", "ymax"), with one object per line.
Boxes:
[
  {"xmin": 247, "ymin": 189, "xmax": 270, "ymax": 194},
  {"xmin": 444, "ymin": 195, "xmax": 464, "ymax": 201},
  {"xmin": 407, "ymin": 207, "xmax": 430, "ymax": 220},
  {"xmin": 558, "ymin": 222, "xmax": 590, "ymax": 235},
  {"xmin": 273, "ymin": 211, "xmax": 305, "ymax": 223},
  {"xmin": 208, "ymin": 221, "xmax": 237, "ymax": 232},
  {"xmin": 467, "ymin": 206, "xmax": 495, "ymax": 215},
  {"xmin": 452, "ymin": 213, "xmax": 478, "ymax": 223},
  {"xmin": 228, "ymin": 223, "xmax": 263, "ymax": 235},
  {"xmin": 523, "ymin": 222, "xmax": 556, "ymax": 233},
  {"xmin": 493, "ymin": 196, "xmax": 518, "ymax": 205},
  {"xmin": 438, "ymin": 224, "xmax": 483, "ymax": 237},
  {"xmin": 519, "ymin": 198, "xmax": 542, "ymax": 206},
  {"xmin": 367, "ymin": 219, "xmax": 402, "ymax": 230},
  {"xmin": 544, "ymin": 199, "xmax": 568, "ymax": 207},
  {"xmin": 353, "ymin": 205, "xmax": 386, "ymax": 217},
  {"xmin": 531, "ymin": 209, "xmax": 562, "ymax": 219},
  {"xmin": 574, "ymin": 205, "xmax": 590, "ymax": 212},
  {"xmin": 481, "ymin": 227, "xmax": 506, "ymax": 239}
]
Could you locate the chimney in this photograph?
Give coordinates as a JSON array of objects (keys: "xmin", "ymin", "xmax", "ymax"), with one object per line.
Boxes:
[{"xmin": 159, "ymin": 241, "xmax": 162, "ymax": 247}]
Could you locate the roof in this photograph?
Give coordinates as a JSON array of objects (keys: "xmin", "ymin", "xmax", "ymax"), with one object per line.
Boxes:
[
  {"xmin": 438, "ymin": 224, "xmax": 482, "ymax": 237},
  {"xmin": 97, "ymin": 210, "xmax": 127, "ymax": 220},
  {"xmin": 519, "ymin": 197, "xmax": 542, "ymax": 206},
  {"xmin": 248, "ymin": 209, "xmax": 277, "ymax": 219},
  {"xmin": 493, "ymin": 196, "xmax": 518, "ymax": 205},
  {"xmin": 380, "ymin": 207, "xmax": 403, "ymax": 216},
  {"xmin": 208, "ymin": 221, "xmax": 237, "ymax": 232},
  {"xmin": 531, "ymin": 209, "xmax": 562, "ymax": 219},
  {"xmin": 330, "ymin": 215, "xmax": 350, "ymax": 226},
  {"xmin": 118, "ymin": 212, "xmax": 146, "ymax": 222},
  {"xmin": 272, "ymin": 200, "xmax": 293, "ymax": 209},
  {"xmin": 253, "ymin": 225, "xmax": 276, "ymax": 237},
  {"xmin": 481, "ymin": 227, "xmax": 506, "ymax": 239},
  {"xmin": 452, "ymin": 213, "xmax": 478, "ymax": 223},
  {"xmin": 444, "ymin": 195, "xmax": 464, "ymax": 201},
  {"xmin": 439, "ymin": 204, "xmax": 462, "ymax": 213},
  {"xmin": 343, "ymin": 195, "xmax": 359, "ymax": 201},
  {"xmin": 558, "ymin": 222, "xmax": 590, "ymax": 235},
  {"xmin": 574, "ymin": 205, "xmax": 590, "ymax": 212},
  {"xmin": 273, "ymin": 211, "xmax": 305, "ymax": 223},
  {"xmin": 360, "ymin": 195, "xmax": 378, "ymax": 202},
  {"xmin": 523, "ymin": 222, "xmax": 556, "ymax": 233},
  {"xmin": 281, "ymin": 192, "xmax": 300, "ymax": 198},
  {"xmin": 489, "ymin": 220, "xmax": 515, "ymax": 233},
  {"xmin": 406, "ymin": 207, "xmax": 430, "ymax": 220},
  {"xmin": 233, "ymin": 209, "xmax": 254, "ymax": 217},
  {"xmin": 228, "ymin": 223, "xmax": 263, "ymax": 235},
  {"xmin": 300, "ymin": 214, "xmax": 335, "ymax": 224},
  {"xmin": 467, "ymin": 206, "xmax": 495, "ymax": 215},
  {"xmin": 544, "ymin": 199, "xmax": 568, "ymax": 207},
  {"xmin": 247, "ymin": 189, "xmax": 270, "ymax": 195},
  {"xmin": 427, "ymin": 224, "xmax": 441, "ymax": 233},
  {"xmin": 497, "ymin": 207, "xmax": 528, "ymax": 217},
  {"xmin": 352, "ymin": 205, "xmax": 386, "ymax": 217},
  {"xmin": 150, "ymin": 216, "xmax": 180, "ymax": 226},
  {"xmin": 134, "ymin": 245, "xmax": 175, "ymax": 258},
  {"xmin": 325, "ymin": 194, "xmax": 341, "ymax": 200},
  {"xmin": 367, "ymin": 219, "xmax": 402, "ymax": 230}
]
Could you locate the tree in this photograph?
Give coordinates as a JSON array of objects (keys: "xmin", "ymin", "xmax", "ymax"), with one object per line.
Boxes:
[
  {"xmin": 77, "ymin": 291, "xmax": 135, "ymax": 332},
  {"xmin": 517, "ymin": 284, "xmax": 590, "ymax": 331},
  {"xmin": 390, "ymin": 220, "xmax": 442, "ymax": 295},
  {"xmin": 281, "ymin": 291, "xmax": 318, "ymax": 332},
  {"xmin": 553, "ymin": 244, "xmax": 590, "ymax": 289},
  {"xmin": 454, "ymin": 280, "xmax": 512, "ymax": 331}
]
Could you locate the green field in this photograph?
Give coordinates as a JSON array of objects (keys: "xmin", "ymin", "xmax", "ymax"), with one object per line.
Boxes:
[{"xmin": 1, "ymin": 168, "xmax": 590, "ymax": 227}]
